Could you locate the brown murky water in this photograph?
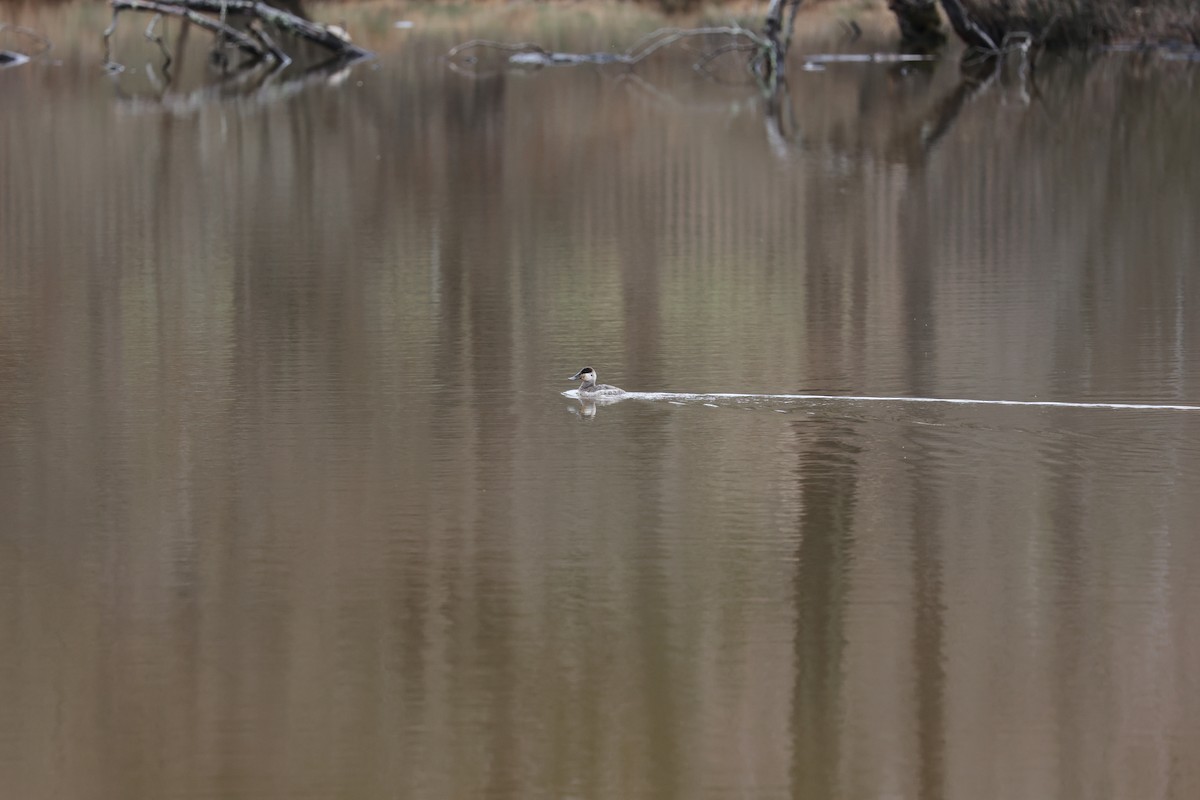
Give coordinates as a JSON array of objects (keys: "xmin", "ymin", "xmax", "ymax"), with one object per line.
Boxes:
[{"xmin": 2, "ymin": 4, "xmax": 1200, "ymax": 799}]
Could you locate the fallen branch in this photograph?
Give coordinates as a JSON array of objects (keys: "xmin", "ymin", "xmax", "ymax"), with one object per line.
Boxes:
[
  {"xmin": 159, "ymin": 0, "xmax": 369, "ymax": 58},
  {"xmin": 105, "ymin": 0, "xmax": 370, "ymax": 71},
  {"xmin": 110, "ymin": 0, "xmax": 267, "ymax": 61}
]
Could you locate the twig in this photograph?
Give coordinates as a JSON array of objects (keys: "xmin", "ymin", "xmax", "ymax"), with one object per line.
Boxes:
[
  {"xmin": 102, "ymin": 9, "xmax": 122, "ymax": 68},
  {"xmin": 629, "ymin": 26, "xmax": 765, "ymax": 64},
  {"xmin": 693, "ymin": 41, "xmax": 759, "ymax": 79},
  {"xmin": 249, "ymin": 20, "xmax": 290, "ymax": 68},
  {"xmin": 446, "ymin": 39, "xmax": 548, "ymax": 59},
  {"xmin": 626, "ymin": 27, "xmax": 680, "ymax": 59},
  {"xmin": 217, "ymin": 0, "xmax": 227, "ymax": 54},
  {"xmin": 144, "ymin": 12, "xmax": 173, "ymax": 74}
]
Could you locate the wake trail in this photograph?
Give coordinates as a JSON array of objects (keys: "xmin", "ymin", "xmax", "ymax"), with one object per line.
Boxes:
[{"xmin": 565, "ymin": 391, "xmax": 1200, "ymax": 412}]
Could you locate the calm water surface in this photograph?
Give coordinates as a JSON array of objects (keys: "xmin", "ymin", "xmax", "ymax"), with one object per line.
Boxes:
[{"xmin": 2, "ymin": 4, "xmax": 1200, "ymax": 799}]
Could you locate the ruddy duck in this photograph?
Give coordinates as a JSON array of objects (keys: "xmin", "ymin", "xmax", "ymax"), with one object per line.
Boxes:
[{"xmin": 569, "ymin": 366, "xmax": 624, "ymax": 396}]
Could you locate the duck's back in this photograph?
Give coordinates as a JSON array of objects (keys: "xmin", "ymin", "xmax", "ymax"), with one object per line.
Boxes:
[{"xmin": 583, "ymin": 383, "xmax": 624, "ymax": 395}]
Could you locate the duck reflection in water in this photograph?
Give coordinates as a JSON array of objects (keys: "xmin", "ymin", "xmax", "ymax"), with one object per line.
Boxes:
[{"xmin": 567, "ymin": 394, "xmax": 630, "ymax": 419}]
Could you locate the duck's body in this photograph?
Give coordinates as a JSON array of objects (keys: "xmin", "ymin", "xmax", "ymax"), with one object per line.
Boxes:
[{"xmin": 569, "ymin": 366, "xmax": 624, "ymax": 397}]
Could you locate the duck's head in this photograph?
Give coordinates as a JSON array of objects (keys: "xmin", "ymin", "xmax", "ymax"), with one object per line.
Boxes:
[{"xmin": 569, "ymin": 366, "xmax": 596, "ymax": 384}]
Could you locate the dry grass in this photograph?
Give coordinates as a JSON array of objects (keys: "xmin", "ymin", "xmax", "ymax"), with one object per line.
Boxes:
[
  {"xmin": 952, "ymin": 0, "xmax": 1199, "ymax": 48},
  {"xmin": 396, "ymin": 0, "xmax": 1200, "ymax": 47},
  {"xmin": 2, "ymin": 0, "xmax": 1195, "ymax": 49}
]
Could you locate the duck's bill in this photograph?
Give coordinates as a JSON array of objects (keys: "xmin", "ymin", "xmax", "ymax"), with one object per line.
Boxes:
[{"xmin": 569, "ymin": 371, "xmax": 584, "ymax": 380}]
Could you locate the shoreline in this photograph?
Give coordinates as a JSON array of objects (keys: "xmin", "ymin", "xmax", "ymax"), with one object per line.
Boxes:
[{"xmin": 2, "ymin": 0, "xmax": 1197, "ymax": 55}]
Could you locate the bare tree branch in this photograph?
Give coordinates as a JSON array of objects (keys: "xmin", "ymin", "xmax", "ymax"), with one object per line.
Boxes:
[
  {"xmin": 144, "ymin": 12, "xmax": 173, "ymax": 73},
  {"xmin": 163, "ymin": 0, "xmax": 369, "ymax": 57},
  {"xmin": 249, "ymin": 20, "xmax": 290, "ymax": 68},
  {"xmin": 105, "ymin": 0, "xmax": 371, "ymax": 70},
  {"xmin": 111, "ymin": 0, "xmax": 266, "ymax": 61},
  {"xmin": 694, "ymin": 40, "xmax": 759, "ymax": 75}
]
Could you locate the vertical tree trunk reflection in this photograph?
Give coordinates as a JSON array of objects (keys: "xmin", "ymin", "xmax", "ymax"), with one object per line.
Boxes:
[{"xmin": 790, "ymin": 428, "xmax": 858, "ymax": 799}]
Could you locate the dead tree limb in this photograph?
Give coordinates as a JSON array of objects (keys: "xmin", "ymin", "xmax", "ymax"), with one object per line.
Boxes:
[
  {"xmin": 105, "ymin": 0, "xmax": 370, "ymax": 68},
  {"xmin": 110, "ymin": 0, "xmax": 267, "ymax": 61},
  {"xmin": 144, "ymin": 12, "xmax": 173, "ymax": 72},
  {"xmin": 158, "ymin": 0, "xmax": 369, "ymax": 58}
]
